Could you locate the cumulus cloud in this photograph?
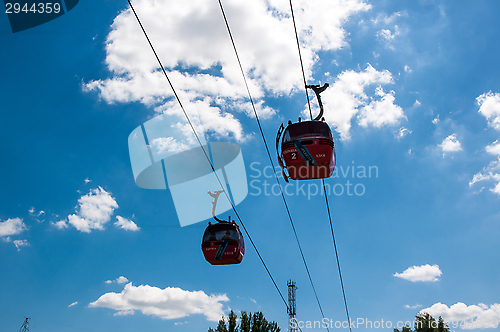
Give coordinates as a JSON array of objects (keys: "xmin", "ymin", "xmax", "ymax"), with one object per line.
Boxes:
[
  {"xmin": 318, "ymin": 65, "xmax": 404, "ymax": 139},
  {"xmin": 68, "ymin": 302, "xmax": 78, "ymax": 307},
  {"xmin": 84, "ymin": 0, "xmax": 374, "ymax": 144},
  {"xmin": 52, "ymin": 220, "xmax": 68, "ymax": 229},
  {"xmin": 114, "ymin": 216, "xmax": 140, "ymax": 231},
  {"xmin": 485, "ymin": 140, "xmax": 500, "ymax": 156},
  {"xmin": 470, "ymin": 158, "xmax": 500, "ymax": 195},
  {"xmin": 150, "ymin": 136, "xmax": 190, "ymax": 154},
  {"xmin": 470, "ymin": 92, "xmax": 500, "ymax": 195},
  {"xmin": 56, "ymin": 187, "xmax": 119, "ymax": 233},
  {"xmin": 477, "ymin": 92, "xmax": 500, "ymax": 130},
  {"xmin": 105, "ymin": 276, "xmax": 129, "ymax": 284},
  {"xmin": 358, "ymin": 87, "xmax": 404, "ymax": 128},
  {"xmin": 89, "ymin": 282, "xmax": 229, "ymax": 321},
  {"xmin": 394, "ymin": 264, "xmax": 442, "ymax": 282},
  {"xmin": 421, "ymin": 302, "xmax": 500, "ymax": 329},
  {"xmin": 0, "ymin": 218, "xmax": 27, "ymax": 238},
  {"xmin": 438, "ymin": 134, "xmax": 462, "ymax": 154}
]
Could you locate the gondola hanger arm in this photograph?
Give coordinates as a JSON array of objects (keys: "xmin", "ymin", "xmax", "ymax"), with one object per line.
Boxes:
[{"xmin": 306, "ymin": 83, "xmax": 329, "ymax": 121}]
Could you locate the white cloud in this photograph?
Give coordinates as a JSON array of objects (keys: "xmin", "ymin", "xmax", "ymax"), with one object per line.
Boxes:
[
  {"xmin": 52, "ymin": 220, "xmax": 69, "ymax": 229},
  {"xmin": 477, "ymin": 92, "xmax": 500, "ymax": 130},
  {"xmin": 57, "ymin": 187, "xmax": 119, "ymax": 233},
  {"xmin": 432, "ymin": 114, "xmax": 440, "ymax": 124},
  {"xmin": 28, "ymin": 207, "xmax": 44, "ymax": 217},
  {"xmin": 485, "ymin": 140, "xmax": 500, "ymax": 156},
  {"xmin": 174, "ymin": 321, "xmax": 189, "ymax": 325},
  {"xmin": 106, "ymin": 276, "xmax": 130, "ymax": 284},
  {"xmin": 0, "ymin": 218, "xmax": 27, "ymax": 237},
  {"xmin": 394, "ymin": 127, "xmax": 411, "ymax": 140},
  {"xmin": 116, "ymin": 276, "xmax": 129, "ymax": 284},
  {"xmin": 150, "ymin": 136, "xmax": 190, "ymax": 154},
  {"xmin": 114, "ymin": 310, "xmax": 135, "ymax": 316},
  {"xmin": 114, "ymin": 216, "xmax": 140, "ymax": 231},
  {"xmin": 405, "ymin": 304, "xmax": 422, "ymax": 309},
  {"xmin": 404, "ymin": 65, "xmax": 412, "ymax": 73},
  {"xmin": 318, "ymin": 64, "xmax": 403, "ymax": 139},
  {"xmin": 471, "ymin": 92, "xmax": 500, "ymax": 195},
  {"xmin": 372, "ymin": 11, "xmax": 407, "ymax": 25},
  {"xmin": 28, "ymin": 207, "xmax": 45, "ymax": 222},
  {"xmin": 84, "ymin": 0, "xmax": 372, "ymax": 143},
  {"xmin": 421, "ymin": 302, "xmax": 500, "ymax": 329},
  {"xmin": 68, "ymin": 302, "xmax": 78, "ymax": 307},
  {"xmin": 469, "ymin": 158, "xmax": 500, "ymax": 195},
  {"xmin": 376, "ymin": 26, "xmax": 400, "ymax": 50},
  {"xmin": 14, "ymin": 239, "xmax": 29, "ymax": 251},
  {"xmin": 438, "ymin": 134, "xmax": 462, "ymax": 154},
  {"xmin": 89, "ymin": 282, "xmax": 229, "ymax": 321},
  {"xmin": 358, "ymin": 87, "xmax": 404, "ymax": 128},
  {"xmin": 394, "ymin": 264, "xmax": 442, "ymax": 282}
]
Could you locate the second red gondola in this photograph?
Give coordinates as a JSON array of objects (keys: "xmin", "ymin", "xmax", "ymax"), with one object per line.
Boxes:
[
  {"xmin": 202, "ymin": 220, "xmax": 245, "ymax": 265},
  {"xmin": 202, "ymin": 190, "xmax": 245, "ymax": 265}
]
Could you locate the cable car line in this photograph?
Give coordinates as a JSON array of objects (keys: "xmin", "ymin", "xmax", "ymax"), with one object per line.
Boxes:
[
  {"xmin": 126, "ymin": 0, "xmax": 288, "ymax": 308},
  {"xmin": 288, "ymin": 0, "xmax": 313, "ymax": 120},
  {"xmin": 288, "ymin": 1, "xmax": 353, "ymax": 331},
  {"xmin": 216, "ymin": 1, "xmax": 329, "ymax": 330},
  {"xmin": 322, "ymin": 178, "xmax": 352, "ymax": 330}
]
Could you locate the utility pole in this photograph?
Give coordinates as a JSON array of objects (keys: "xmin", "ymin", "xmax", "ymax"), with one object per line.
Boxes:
[
  {"xmin": 19, "ymin": 318, "xmax": 30, "ymax": 332},
  {"xmin": 287, "ymin": 280, "xmax": 297, "ymax": 332}
]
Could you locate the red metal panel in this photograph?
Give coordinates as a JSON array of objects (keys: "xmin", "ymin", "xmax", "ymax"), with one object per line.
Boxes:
[{"xmin": 281, "ymin": 138, "xmax": 335, "ymax": 180}]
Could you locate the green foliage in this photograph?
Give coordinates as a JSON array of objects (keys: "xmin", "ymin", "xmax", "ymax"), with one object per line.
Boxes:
[
  {"xmin": 394, "ymin": 313, "xmax": 450, "ymax": 332},
  {"xmin": 228, "ymin": 310, "xmax": 238, "ymax": 332},
  {"xmin": 208, "ymin": 310, "xmax": 281, "ymax": 332},
  {"xmin": 240, "ymin": 311, "xmax": 251, "ymax": 332},
  {"xmin": 216, "ymin": 318, "xmax": 228, "ymax": 332}
]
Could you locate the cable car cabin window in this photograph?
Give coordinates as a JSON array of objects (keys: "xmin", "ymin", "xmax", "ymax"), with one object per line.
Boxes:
[
  {"xmin": 203, "ymin": 229, "xmax": 239, "ymax": 242},
  {"xmin": 284, "ymin": 121, "xmax": 332, "ymax": 142}
]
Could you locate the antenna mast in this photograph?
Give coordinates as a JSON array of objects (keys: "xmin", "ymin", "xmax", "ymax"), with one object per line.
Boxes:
[
  {"xmin": 19, "ymin": 318, "xmax": 30, "ymax": 332},
  {"xmin": 287, "ymin": 280, "xmax": 297, "ymax": 332}
]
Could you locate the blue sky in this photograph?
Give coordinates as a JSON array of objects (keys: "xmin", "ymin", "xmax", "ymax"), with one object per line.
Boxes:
[{"xmin": 1, "ymin": 0, "xmax": 500, "ymax": 331}]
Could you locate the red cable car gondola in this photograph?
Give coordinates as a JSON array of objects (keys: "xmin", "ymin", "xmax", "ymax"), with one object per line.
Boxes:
[
  {"xmin": 276, "ymin": 83, "xmax": 336, "ymax": 182},
  {"xmin": 202, "ymin": 190, "xmax": 245, "ymax": 265}
]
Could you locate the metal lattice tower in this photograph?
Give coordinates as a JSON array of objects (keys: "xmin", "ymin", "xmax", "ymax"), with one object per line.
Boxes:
[
  {"xmin": 287, "ymin": 280, "xmax": 297, "ymax": 332},
  {"xmin": 19, "ymin": 318, "xmax": 30, "ymax": 332}
]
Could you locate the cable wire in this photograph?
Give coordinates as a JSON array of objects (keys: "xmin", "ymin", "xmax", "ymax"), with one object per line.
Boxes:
[
  {"xmin": 288, "ymin": 1, "xmax": 353, "ymax": 331},
  {"xmin": 216, "ymin": 1, "xmax": 329, "ymax": 330},
  {"xmin": 288, "ymin": 0, "xmax": 313, "ymax": 119},
  {"xmin": 322, "ymin": 179, "xmax": 352, "ymax": 332},
  {"xmin": 126, "ymin": 0, "xmax": 287, "ymax": 308}
]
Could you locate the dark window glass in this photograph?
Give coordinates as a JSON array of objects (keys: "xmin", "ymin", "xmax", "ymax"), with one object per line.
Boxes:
[
  {"xmin": 284, "ymin": 121, "xmax": 332, "ymax": 141},
  {"xmin": 203, "ymin": 228, "xmax": 238, "ymax": 242}
]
